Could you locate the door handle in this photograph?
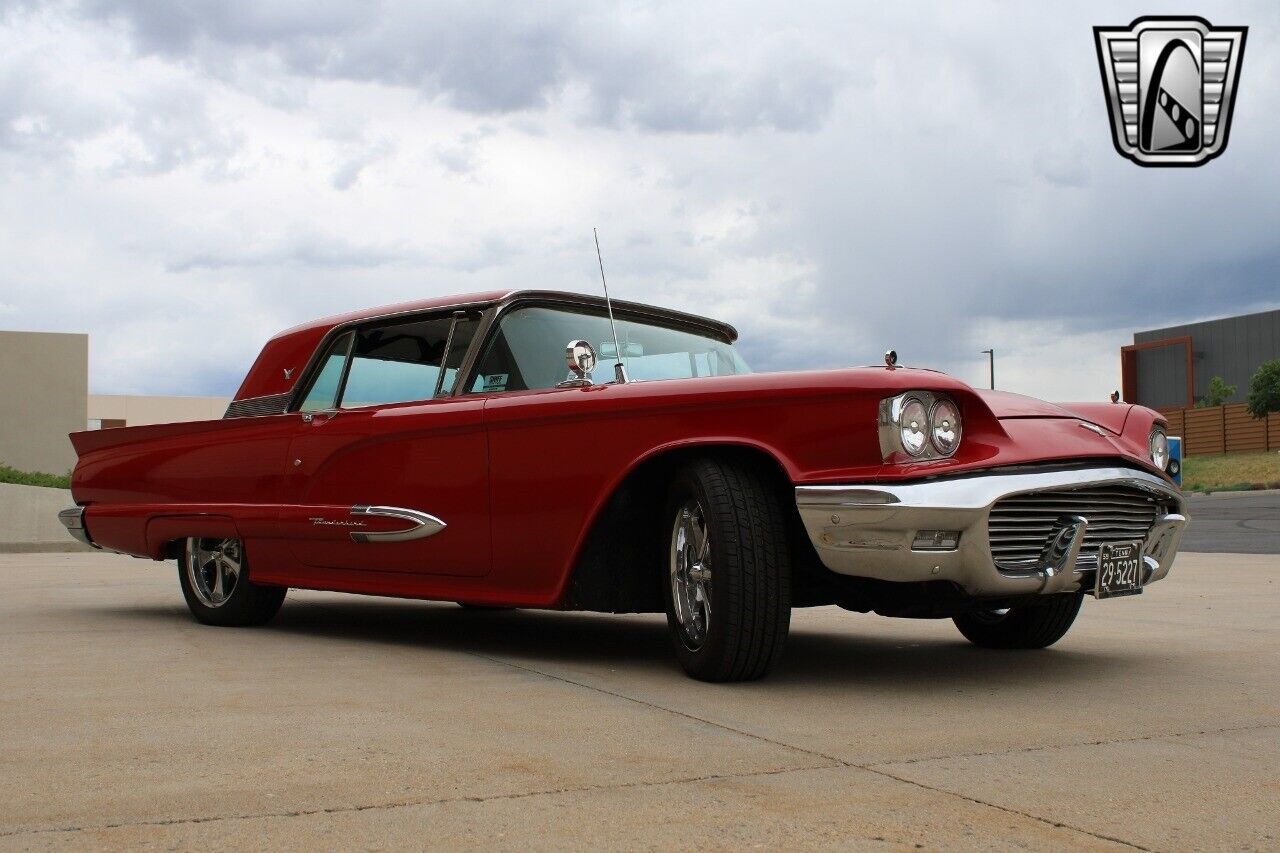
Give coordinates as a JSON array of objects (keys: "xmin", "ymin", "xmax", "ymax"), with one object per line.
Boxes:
[{"xmin": 300, "ymin": 409, "xmax": 340, "ymax": 425}]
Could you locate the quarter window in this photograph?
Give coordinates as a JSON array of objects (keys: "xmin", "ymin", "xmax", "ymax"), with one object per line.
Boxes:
[
  {"xmin": 293, "ymin": 314, "xmax": 479, "ymax": 412},
  {"xmin": 340, "ymin": 315, "xmax": 478, "ymax": 408},
  {"xmin": 298, "ymin": 332, "xmax": 353, "ymax": 413}
]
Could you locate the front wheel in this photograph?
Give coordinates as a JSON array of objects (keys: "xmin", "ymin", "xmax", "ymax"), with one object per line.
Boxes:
[
  {"xmin": 952, "ymin": 594, "xmax": 1083, "ymax": 649},
  {"xmin": 179, "ymin": 537, "xmax": 286, "ymax": 627},
  {"xmin": 663, "ymin": 457, "xmax": 791, "ymax": 682}
]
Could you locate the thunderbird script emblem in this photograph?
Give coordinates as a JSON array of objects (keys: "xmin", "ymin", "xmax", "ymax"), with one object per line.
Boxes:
[{"xmin": 1094, "ymin": 16, "xmax": 1246, "ymax": 167}]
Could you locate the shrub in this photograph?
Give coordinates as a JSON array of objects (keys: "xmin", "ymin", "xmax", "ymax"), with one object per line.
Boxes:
[
  {"xmin": 1196, "ymin": 375, "xmax": 1236, "ymax": 408},
  {"xmin": 1246, "ymin": 359, "xmax": 1280, "ymax": 419},
  {"xmin": 0, "ymin": 463, "xmax": 71, "ymax": 489}
]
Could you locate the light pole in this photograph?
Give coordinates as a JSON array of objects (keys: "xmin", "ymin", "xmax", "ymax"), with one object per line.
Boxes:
[{"xmin": 980, "ymin": 349, "xmax": 995, "ymax": 389}]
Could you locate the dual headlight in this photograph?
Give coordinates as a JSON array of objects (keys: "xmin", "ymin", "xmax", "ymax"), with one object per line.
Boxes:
[
  {"xmin": 1149, "ymin": 425, "xmax": 1170, "ymax": 471},
  {"xmin": 879, "ymin": 392, "xmax": 963, "ymax": 461}
]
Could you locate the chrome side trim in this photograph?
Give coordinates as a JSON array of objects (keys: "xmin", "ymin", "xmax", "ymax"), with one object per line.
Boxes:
[
  {"xmin": 348, "ymin": 505, "xmax": 447, "ymax": 543},
  {"xmin": 57, "ymin": 507, "xmax": 98, "ymax": 549}
]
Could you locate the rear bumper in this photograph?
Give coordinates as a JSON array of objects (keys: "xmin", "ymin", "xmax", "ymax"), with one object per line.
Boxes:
[
  {"xmin": 794, "ymin": 466, "xmax": 1187, "ymax": 597},
  {"xmin": 57, "ymin": 507, "xmax": 99, "ymax": 549}
]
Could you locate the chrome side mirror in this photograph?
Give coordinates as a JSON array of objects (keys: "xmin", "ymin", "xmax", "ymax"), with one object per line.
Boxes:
[{"xmin": 557, "ymin": 339, "xmax": 597, "ymax": 387}]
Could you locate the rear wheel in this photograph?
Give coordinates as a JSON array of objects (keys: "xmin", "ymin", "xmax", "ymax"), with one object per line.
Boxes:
[
  {"xmin": 178, "ymin": 537, "xmax": 286, "ymax": 627},
  {"xmin": 663, "ymin": 457, "xmax": 791, "ymax": 682},
  {"xmin": 953, "ymin": 594, "xmax": 1083, "ymax": 649}
]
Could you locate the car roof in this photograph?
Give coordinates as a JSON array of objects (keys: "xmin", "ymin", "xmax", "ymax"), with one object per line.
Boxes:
[
  {"xmin": 273, "ymin": 290, "xmax": 515, "ymax": 338},
  {"xmin": 233, "ymin": 290, "xmax": 737, "ymax": 402},
  {"xmin": 274, "ymin": 289, "xmax": 737, "ymax": 342}
]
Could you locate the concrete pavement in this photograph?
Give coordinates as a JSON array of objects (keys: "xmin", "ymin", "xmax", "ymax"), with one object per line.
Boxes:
[
  {"xmin": 1182, "ymin": 489, "xmax": 1280, "ymax": 554},
  {"xmin": 1, "ymin": 551, "xmax": 1276, "ymax": 850}
]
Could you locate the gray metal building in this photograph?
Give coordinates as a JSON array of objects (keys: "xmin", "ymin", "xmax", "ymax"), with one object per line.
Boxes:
[{"xmin": 1123, "ymin": 308, "xmax": 1280, "ymax": 409}]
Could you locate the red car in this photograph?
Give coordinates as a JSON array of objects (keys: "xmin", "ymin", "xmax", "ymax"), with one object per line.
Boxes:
[{"xmin": 60, "ymin": 290, "xmax": 1188, "ymax": 681}]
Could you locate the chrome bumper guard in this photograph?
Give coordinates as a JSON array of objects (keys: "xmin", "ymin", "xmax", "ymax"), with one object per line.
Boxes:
[
  {"xmin": 795, "ymin": 467, "xmax": 1187, "ymax": 597},
  {"xmin": 57, "ymin": 507, "xmax": 98, "ymax": 549}
]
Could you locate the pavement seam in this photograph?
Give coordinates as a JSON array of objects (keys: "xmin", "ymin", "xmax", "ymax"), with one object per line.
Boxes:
[
  {"xmin": 857, "ymin": 765, "xmax": 1153, "ymax": 851},
  {"xmin": 476, "ymin": 656, "xmax": 1158, "ymax": 850},
  {"xmin": 33, "ymin": 595, "xmax": 1260, "ymax": 850},
  {"xmin": 869, "ymin": 721, "xmax": 1278, "ymax": 767},
  {"xmin": 0, "ymin": 762, "xmax": 836, "ymax": 840},
  {"xmin": 474, "ymin": 654, "xmax": 851, "ymax": 766}
]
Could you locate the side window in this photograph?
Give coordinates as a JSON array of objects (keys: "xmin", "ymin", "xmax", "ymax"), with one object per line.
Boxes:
[
  {"xmin": 339, "ymin": 315, "xmax": 478, "ymax": 408},
  {"xmin": 298, "ymin": 332, "xmax": 353, "ymax": 412}
]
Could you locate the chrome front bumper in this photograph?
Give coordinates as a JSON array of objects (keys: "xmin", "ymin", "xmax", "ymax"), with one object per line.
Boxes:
[{"xmin": 795, "ymin": 466, "xmax": 1187, "ymax": 597}]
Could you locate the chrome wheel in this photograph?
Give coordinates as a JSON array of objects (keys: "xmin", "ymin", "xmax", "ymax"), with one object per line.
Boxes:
[
  {"xmin": 670, "ymin": 500, "xmax": 712, "ymax": 649},
  {"xmin": 186, "ymin": 537, "xmax": 242, "ymax": 608}
]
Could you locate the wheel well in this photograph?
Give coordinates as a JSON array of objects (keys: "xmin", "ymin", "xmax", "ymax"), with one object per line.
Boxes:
[{"xmin": 559, "ymin": 444, "xmax": 820, "ymax": 612}]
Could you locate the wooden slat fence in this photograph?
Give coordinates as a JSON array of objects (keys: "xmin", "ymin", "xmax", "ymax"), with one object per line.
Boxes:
[{"xmin": 1154, "ymin": 403, "xmax": 1280, "ymax": 456}]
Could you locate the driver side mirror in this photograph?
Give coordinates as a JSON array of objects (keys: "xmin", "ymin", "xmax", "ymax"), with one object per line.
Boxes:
[{"xmin": 557, "ymin": 339, "xmax": 597, "ymax": 388}]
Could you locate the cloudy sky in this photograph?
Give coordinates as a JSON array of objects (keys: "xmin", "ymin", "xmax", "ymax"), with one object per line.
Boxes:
[{"xmin": 1, "ymin": 1, "xmax": 1277, "ymax": 401}]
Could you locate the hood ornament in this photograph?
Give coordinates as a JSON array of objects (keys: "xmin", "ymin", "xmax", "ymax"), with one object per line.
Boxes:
[
  {"xmin": 1079, "ymin": 422, "xmax": 1109, "ymax": 437},
  {"xmin": 884, "ymin": 350, "xmax": 898, "ymax": 369}
]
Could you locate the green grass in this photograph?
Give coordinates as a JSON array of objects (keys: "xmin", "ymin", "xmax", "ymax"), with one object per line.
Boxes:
[
  {"xmin": 0, "ymin": 463, "xmax": 71, "ymax": 490},
  {"xmin": 1181, "ymin": 451, "xmax": 1280, "ymax": 493}
]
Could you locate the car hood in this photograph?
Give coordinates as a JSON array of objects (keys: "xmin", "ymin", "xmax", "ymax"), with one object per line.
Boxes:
[{"xmin": 975, "ymin": 390, "xmax": 1131, "ymax": 435}]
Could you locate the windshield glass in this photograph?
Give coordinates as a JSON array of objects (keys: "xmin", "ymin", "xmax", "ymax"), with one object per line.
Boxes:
[{"xmin": 470, "ymin": 304, "xmax": 749, "ymax": 393}]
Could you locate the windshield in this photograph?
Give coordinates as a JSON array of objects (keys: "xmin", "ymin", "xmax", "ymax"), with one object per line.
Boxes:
[{"xmin": 470, "ymin": 304, "xmax": 749, "ymax": 393}]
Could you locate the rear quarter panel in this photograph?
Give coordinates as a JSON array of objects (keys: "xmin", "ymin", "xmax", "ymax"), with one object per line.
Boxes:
[{"xmin": 71, "ymin": 416, "xmax": 296, "ymax": 558}]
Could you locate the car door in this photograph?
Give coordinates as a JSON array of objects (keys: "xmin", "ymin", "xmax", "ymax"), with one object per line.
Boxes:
[{"xmin": 278, "ymin": 313, "xmax": 491, "ymax": 577}]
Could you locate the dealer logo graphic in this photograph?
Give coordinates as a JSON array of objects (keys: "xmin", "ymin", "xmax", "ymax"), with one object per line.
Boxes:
[{"xmin": 1094, "ymin": 16, "xmax": 1246, "ymax": 166}]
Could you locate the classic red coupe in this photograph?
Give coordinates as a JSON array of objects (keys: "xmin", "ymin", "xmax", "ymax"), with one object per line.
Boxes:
[{"xmin": 60, "ymin": 290, "xmax": 1187, "ymax": 681}]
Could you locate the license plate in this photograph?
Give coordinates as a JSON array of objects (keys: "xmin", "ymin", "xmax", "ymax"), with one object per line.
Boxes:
[{"xmin": 1095, "ymin": 541, "xmax": 1144, "ymax": 599}]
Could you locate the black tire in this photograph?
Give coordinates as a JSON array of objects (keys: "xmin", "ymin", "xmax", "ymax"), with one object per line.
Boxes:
[
  {"xmin": 663, "ymin": 457, "xmax": 791, "ymax": 682},
  {"xmin": 178, "ymin": 537, "xmax": 286, "ymax": 627},
  {"xmin": 953, "ymin": 594, "xmax": 1083, "ymax": 649}
]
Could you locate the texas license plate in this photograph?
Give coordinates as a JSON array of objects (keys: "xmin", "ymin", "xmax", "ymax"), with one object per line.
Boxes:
[{"xmin": 1095, "ymin": 541, "xmax": 1144, "ymax": 599}]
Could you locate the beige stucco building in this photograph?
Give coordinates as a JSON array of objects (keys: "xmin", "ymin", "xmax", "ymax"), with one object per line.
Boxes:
[
  {"xmin": 1, "ymin": 330, "xmax": 231, "ymax": 475},
  {"xmin": 88, "ymin": 395, "xmax": 230, "ymax": 429},
  {"xmin": 0, "ymin": 331, "xmax": 88, "ymax": 474}
]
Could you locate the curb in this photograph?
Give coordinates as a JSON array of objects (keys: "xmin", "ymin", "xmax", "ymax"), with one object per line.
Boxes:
[{"xmin": 0, "ymin": 542, "xmax": 95, "ymax": 554}]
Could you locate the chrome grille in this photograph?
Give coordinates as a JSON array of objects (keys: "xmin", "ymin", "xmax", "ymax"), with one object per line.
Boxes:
[{"xmin": 988, "ymin": 485, "xmax": 1161, "ymax": 571}]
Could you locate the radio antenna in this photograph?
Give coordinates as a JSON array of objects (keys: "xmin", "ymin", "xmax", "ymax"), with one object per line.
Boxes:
[{"xmin": 594, "ymin": 227, "xmax": 628, "ymax": 384}]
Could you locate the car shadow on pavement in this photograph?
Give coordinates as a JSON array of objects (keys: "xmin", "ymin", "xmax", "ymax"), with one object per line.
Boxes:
[{"xmin": 98, "ymin": 596, "xmax": 1140, "ymax": 691}]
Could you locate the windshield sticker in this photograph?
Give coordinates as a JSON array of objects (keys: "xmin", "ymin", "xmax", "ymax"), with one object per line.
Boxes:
[{"xmin": 482, "ymin": 373, "xmax": 509, "ymax": 391}]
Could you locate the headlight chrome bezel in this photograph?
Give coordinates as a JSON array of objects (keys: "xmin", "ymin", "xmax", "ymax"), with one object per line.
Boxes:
[
  {"xmin": 898, "ymin": 396, "xmax": 929, "ymax": 457},
  {"xmin": 929, "ymin": 397, "xmax": 962, "ymax": 456},
  {"xmin": 1149, "ymin": 425, "xmax": 1170, "ymax": 471},
  {"xmin": 879, "ymin": 391, "xmax": 964, "ymax": 462}
]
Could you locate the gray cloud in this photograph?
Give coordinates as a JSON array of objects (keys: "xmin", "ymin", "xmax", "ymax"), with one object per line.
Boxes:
[
  {"xmin": 82, "ymin": 0, "xmax": 844, "ymax": 133},
  {"xmin": 2, "ymin": 1, "xmax": 1277, "ymax": 403},
  {"xmin": 166, "ymin": 238, "xmax": 410, "ymax": 273}
]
